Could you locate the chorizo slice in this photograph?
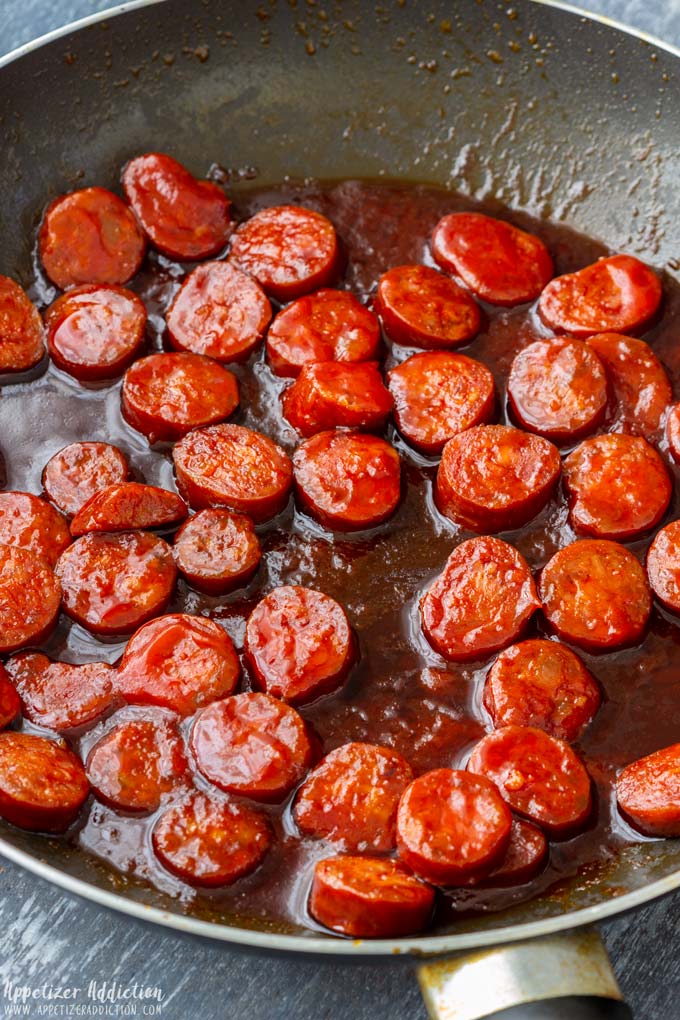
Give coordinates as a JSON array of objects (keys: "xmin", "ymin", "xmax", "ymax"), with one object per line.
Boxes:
[
  {"xmin": 70, "ymin": 482, "xmax": 188, "ymax": 537},
  {"xmin": 281, "ymin": 361, "xmax": 393, "ymax": 437},
  {"xmin": 294, "ymin": 742, "xmax": 413, "ymax": 852},
  {"xmin": 387, "ymin": 351, "xmax": 495, "ymax": 455},
  {"xmin": 646, "ymin": 520, "xmax": 680, "ymax": 614},
  {"xmin": 435, "ymin": 424, "xmax": 561, "ymax": 532},
  {"xmin": 43, "ymin": 442, "xmax": 130, "ymax": 518},
  {"xmin": 420, "ymin": 536, "xmax": 539, "ymax": 663},
  {"xmin": 431, "ymin": 212, "xmax": 553, "ymax": 307},
  {"xmin": 467, "ymin": 725, "xmax": 592, "ymax": 837},
  {"xmin": 166, "ymin": 261, "xmax": 271, "ymax": 363},
  {"xmin": 563, "ymin": 434, "xmax": 671, "ymax": 540},
  {"xmin": 245, "ymin": 585, "xmax": 355, "ymax": 704},
  {"xmin": 56, "ymin": 531, "xmax": 176, "ymax": 636},
  {"xmin": 122, "ymin": 352, "xmax": 239, "ymax": 443},
  {"xmin": 469, "ymin": 818, "xmax": 548, "ymax": 888},
  {"xmin": 39, "ymin": 186, "xmax": 146, "ymax": 290},
  {"xmin": 122, "ymin": 152, "xmax": 231, "ymax": 260},
  {"xmin": 0, "ymin": 665, "xmax": 20, "ymax": 730},
  {"xmin": 616, "ymin": 744, "xmax": 680, "ymax": 837},
  {"xmin": 539, "ymin": 539, "xmax": 651, "ymax": 652},
  {"xmin": 152, "ymin": 791, "xmax": 272, "ymax": 887},
  {"xmin": 376, "ymin": 264, "xmax": 480, "ymax": 348},
  {"xmin": 117, "ymin": 613, "xmax": 240, "ymax": 717},
  {"xmin": 665, "ymin": 404, "xmax": 680, "ymax": 464},
  {"xmin": 173, "ymin": 423, "xmax": 293, "ymax": 523},
  {"xmin": 173, "ymin": 509, "xmax": 261, "ymax": 595},
  {"xmin": 6, "ymin": 653, "xmax": 118, "ymax": 732},
  {"xmin": 266, "ymin": 288, "xmax": 380, "ymax": 378},
  {"xmin": 0, "ymin": 276, "xmax": 45, "ymax": 372},
  {"xmin": 228, "ymin": 205, "xmax": 341, "ymax": 301},
  {"xmin": 191, "ymin": 692, "xmax": 312, "ymax": 803},
  {"xmin": 586, "ymin": 332, "xmax": 672, "ymax": 437},
  {"xmin": 0, "ymin": 545, "xmax": 61, "ymax": 654},
  {"xmin": 309, "ymin": 856, "xmax": 435, "ymax": 938},
  {"xmin": 293, "ymin": 430, "xmax": 401, "ymax": 531},
  {"xmin": 483, "ymin": 639, "xmax": 601, "ymax": 742},
  {"xmin": 396, "ymin": 768, "xmax": 512, "ymax": 885},
  {"xmin": 539, "ymin": 255, "xmax": 662, "ymax": 336},
  {"xmin": 0, "ymin": 491, "xmax": 71, "ymax": 567},
  {"xmin": 0, "ymin": 732, "xmax": 89, "ymax": 833}
]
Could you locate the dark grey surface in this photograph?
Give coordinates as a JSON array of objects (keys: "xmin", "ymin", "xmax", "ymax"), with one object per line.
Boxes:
[{"xmin": 1, "ymin": 0, "xmax": 680, "ymax": 1017}]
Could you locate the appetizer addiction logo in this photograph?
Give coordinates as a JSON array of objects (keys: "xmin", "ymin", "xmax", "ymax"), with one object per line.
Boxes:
[{"xmin": 2, "ymin": 978, "xmax": 165, "ymax": 1016}]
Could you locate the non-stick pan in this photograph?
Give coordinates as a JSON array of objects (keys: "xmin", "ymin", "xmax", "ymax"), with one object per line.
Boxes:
[{"xmin": 0, "ymin": 2, "xmax": 679, "ymax": 1017}]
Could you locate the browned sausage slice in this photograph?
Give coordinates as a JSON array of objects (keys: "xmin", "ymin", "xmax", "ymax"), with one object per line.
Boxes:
[
  {"xmin": 586, "ymin": 332, "xmax": 671, "ymax": 437},
  {"xmin": 646, "ymin": 521, "xmax": 680, "ymax": 614},
  {"xmin": 0, "ymin": 545, "xmax": 61, "ymax": 654},
  {"xmin": 0, "ymin": 732, "xmax": 89, "ymax": 832},
  {"xmin": 470, "ymin": 818, "xmax": 548, "ymax": 888},
  {"xmin": 616, "ymin": 744, "xmax": 680, "ymax": 837},
  {"xmin": 0, "ymin": 491, "xmax": 71, "ymax": 567},
  {"xmin": 43, "ymin": 442, "xmax": 130, "ymax": 518},
  {"xmin": 70, "ymin": 482, "xmax": 188, "ymax": 536},
  {"xmin": 173, "ymin": 509, "xmax": 261, "ymax": 595},
  {"xmin": 0, "ymin": 276, "xmax": 45, "ymax": 372},
  {"xmin": 376, "ymin": 265, "xmax": 481, "ymax": 348},
  {"xmin": 0, "ymin": 665, "xmax": 20, "ymax": 729},
  {"xmin": 282, "ymin": 361, "xmax": 393, "ymax": 437},
  {"xmin": 6, "ymin": 653, "xmax": 118, "ymax": 732},
  {"xmin": 665, "ymin": 403, "xmax": 680, "ymax": 464}
]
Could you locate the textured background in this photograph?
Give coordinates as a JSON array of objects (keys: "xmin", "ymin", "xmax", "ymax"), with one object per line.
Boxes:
[{"xmin": 1, "ymin": 1, "xmax": 680, "ymax": 1018}]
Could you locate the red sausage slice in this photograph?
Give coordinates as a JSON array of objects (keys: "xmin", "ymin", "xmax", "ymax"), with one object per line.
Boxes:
[
  {"xmin": 387, "ymin": 351, "xmax": 495, "ymax": 455},
  {"xmin": 0, "ymin": 491, "xmax": 71, "ymax": 567},
  {"xmin": 166, "ymin": 261, "xmax": 271, "ymax": 363},
  {"xmin": 483, "ymin": 639, "xmax": 601, "ymax": 742},
  {"xmin": 56, "ymin": 532, "xmax": 176, "ymax": 636},
  {"xmin": 6, "ymin": 653, "xmax": 118, "ymax": 732},
  {"xmin": 376, "ymin": 265, "xmax": 481, "ymax": 348},
  {"xmin": 293, "ymin": 430, "xmax": 401, "ymax": 531},
  {"xmin": 70, "ymin": 482, "xmax": 188, "ymax": 537},
  {"xmin": 45, "ymin": 285, "xmax": 147, "ymax": 381},
  {"xmin": 281, "ymin": 361, "xmax": 393, "ymax": 437},
  {"xmin": 122, "ymin": 152, "xmax": 231, "ymax": 260},
  {"xmin": 586, "ymin": 332, "xmax": 672, "ymax": 437},
  {"xmin": 309, "ymin": 856, "xmax": 435, "ymax": 938},
  {"xmin": 173, "ymin": 509, "xmax": 261, "ymax": 595},
  {"xmin": 122, "ymin": 352, "xmax": 239, "ymax": 443},
  {"xmin": 616, "ymin": 744, "xmax": 680, "ymax": 837},
  {"xmin": 86, "ymin": 707, "xmax": 188, "ymax": 813},
  {"xmin": 0, "ymin": 732, "xmax": 89, "ymax": 833},
  {"xmin": 665, "ymin": 404, "xmax": 680, "ymax": 463},
  {"xmin": 539, "ymin": 539, "xmax": 651, "ymax": 652},
  {"xmin": 43, "ymin": 442, "xmax": 130, "ymax": 518},
  {"xmin": 0, "ymin": 276, "xmax": 45, "ymax": 372},
  {"xmin": 294, "ymin": 742, "xmax": 413, "ymax": 851},
  {"xmin": 0, "ymin": 664, "xmax": 20, "ymax": 729},
  {"xmin": 420, "ymin": 536, "xmax": 539, "ymax": 663},
  {"xmin": 0, "ymin": 545, "xmax": 61, "ymax": 653},
  {"xmin": 538, "ymin": 255, "xmax": 662, "ymax": 337},
  {"xmin": 431, "ymin": 212, "xmax": 553, "ymax": 307},
  {"xmin": 507, "ymin": 338, "xmax": 608, "ymax": 443},
  {"xmin": 266, "ymin": 289, "xmax": 380, "ymax": 378},
  {"xmin": 467, "ymin": 726, "xmax": 592, "ymax": 837},
  {"xmin": 563, "ymin": 434, "xmax": 671, "ymax": 540},
  {"xmin": 152, "ymin": 791, "xmax": 272, "ymax": 887},
  {"xmin": 191, "ymin": 692, "xmax": 312, "ymax": 802},
  {"xmin": 469, "ymin": 818, "xmax": 548, "ymax": 888},
  {"xmin": 228, "ymin": 205, "xmax": 341, "ymax": 301},
  {"xmin": 39, "ymin": 187, "xmax": 146, "ymax": 290},
  {"xmin": 173, "ymin": 423, "xmax": 293, "ymax": 522},
  {"xmin": 117, "ymin": 614, "xmax": 240, "ymax": 717},
  {"xmin": 245, "ymin": 586, "xmax": 355, "ymax": 704},
  {"xmin": 396, "ymin": 768, "xmax": 512, "ymax": 885},
  {"xmin": 646, "ymin": 521, "xmax": 680, "ymax": 614},
  {"xmin": 435, "ymin": 425, "xmax": 561, "ymax": 532}
]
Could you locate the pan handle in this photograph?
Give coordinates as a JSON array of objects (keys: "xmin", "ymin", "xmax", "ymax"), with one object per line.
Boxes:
[{"xmin": 417, "ymin": 929, "xmax": 633, "ymax": 1019}]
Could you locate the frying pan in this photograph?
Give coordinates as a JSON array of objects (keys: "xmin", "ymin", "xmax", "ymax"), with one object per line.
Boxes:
[{"xmin": 0, "ymin": 1, "xmax": 679, "ymax": 1017}]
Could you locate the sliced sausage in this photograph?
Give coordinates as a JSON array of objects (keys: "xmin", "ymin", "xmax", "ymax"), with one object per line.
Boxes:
[
  {"xmin": 431, "ymin": 212, "xmax": 553, "ymax": 306},
  {"xmin": 563, "ymin": 434, "xmax": 671, "ymax": 540},
  {"xmin": 6, "ymin": 653, "xmax": 118, "ymax": 732},
  {"xmin": 166, "ymin": 261, "xmax": 271, "ymax": 363},
  {"xmin": 152, "ymin": 791, "xmax": 272, "ymax": 887},
  {"xmin": 45, "ymin": 284, "xmax": 147, "ymax": 381},
  {"xmin": 122, "ymin": 152, "xmax": 231, "ymax": 260},
  {"xmin": 0, "ymin": 545, "xmax": 61, "ymax": 654},
  {"xmin": 469, "ymin": 818, "xmax": 548, "ymax": 888},
  {"xmin": 39, "ymin": 187, "xmax": 146, "ymax": 290},
  {"xmin": 0, "ymin": 276, "xmax": 45, "ymax": 372},
  {"xmin": 43, "ymin": 442, "xmax": 130, "ymax": 518},
  {"xmin": 282, "ymin": 361, "xmax": 393, "ymax": 437},
  {"xmin": 56, "ymin": 531, "xmax": 176, "ymax": 636},
  {"xmin": 467, "ymin": 725, "xmax": 592, "ymax": 837},
  {"xmin": 387, "ymin": 351, "xmax": 495, "ymax": 455},
  {"xmin": 293, "ymin": 430, "xmax": 401, "ymax": 531},
  {"xmin": 266, "ymin": 288, "xmax": 380, "ymax": 377},
  {"xmin": 0, "ymin": 732, "xmax": 89, "ymax": 833},
  {"xmin": 538, "ymin": 255, "xmax": 662, "ymax": 337},
  {"xmin": 309, "ymin": 856, "xmax": 435, "ymax": 938},
  {"xmin": 173, "ymin": 423, "xmax": 293, "ymax": 522},
  {"xmin": 420, "ymin": 536, "xmax": 539, "ymax": 663},
  {"xmin": 586, "ymin": 332, "xmax": 672, "ymax": 437},
  {"xmin": 245, "ymin": 586, "xmax": 355, "ymax": 704},
  {"xmin": 665, "ymin": 404, "xmax": 680, "ymax": 464},
  {"xmin": 616, "ymin": 744, "xmax": 680, "ymax": 837},
  {"xmin": 191, "ymin": 692, "xmax": 312, "ymax": 802},
  {"xmin": 376, "ymin": 264, "xmax": 481, "ymax": 348},
  {"xmin": 646, "ymin": 521, "xmax": 680, "ymax": 614},
  {"xmin": 507, "ymin": 338, "xmax": 608, "ymax": 443},
  {"xmin": 228, "ymin": 205, "xmax": 341, "ymax": 301},
  {"xmin": 173, "ymin": 509, "xmax": 261, "ymax": 595},
  {"xmin": 539, "ymin": 539, "xmax": 651, "ymax": 652},
  {"xmin": 0, "ymin": 491, "xmax": 71, "ymax": 567},
  {"xmin": 483, "ymin": 639, "xmax": 601, "ymax": 742},
  {"xmin": 70, "ymin": 482, "xmax": 188, "ymax": 536},
  {"xmin": 294, "ymin": 742, "xmax": 413, "ymax": 851},
  {"xmin": 396, "ymin": 768, "xmax": 512, "ymax": 885},
  {"xmin": 117, "ymin": 613, "xmax": 240, "ymax": 717},
  {"xmin": 0, "ymin": 665, "xmax": 20, "ymax": 729},
  {"xmin": 435, "ymin": 425, "xmax": 561, "ymax": 532},
  {"xmin": 122, "ymin": 352, "xmax": 239, "ymax": 443}
]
